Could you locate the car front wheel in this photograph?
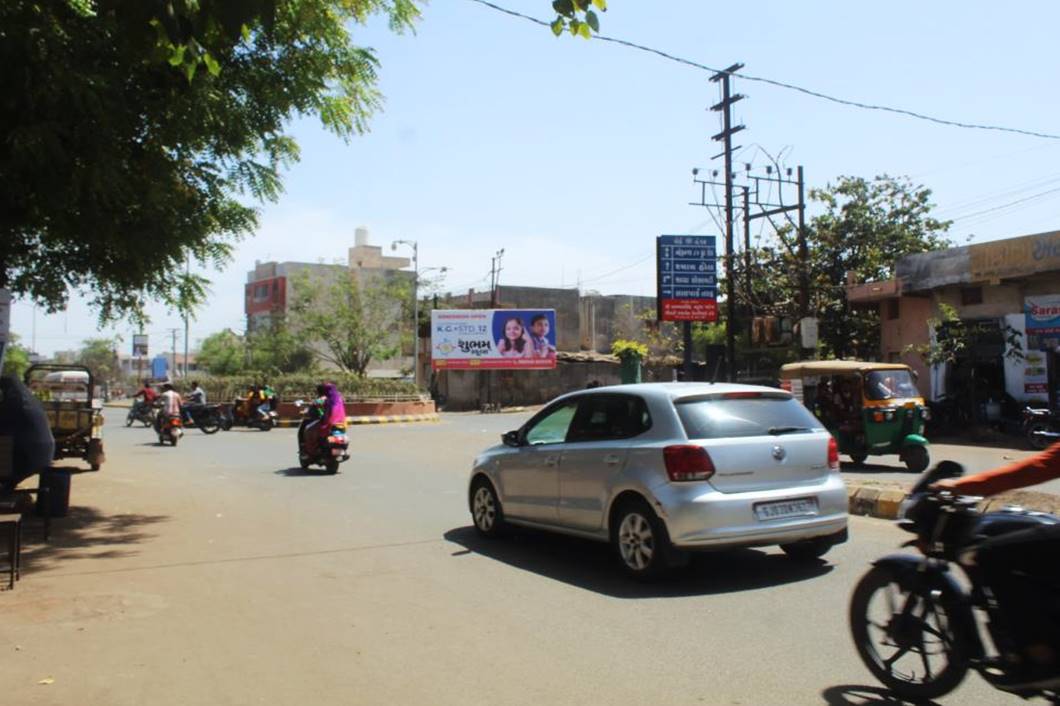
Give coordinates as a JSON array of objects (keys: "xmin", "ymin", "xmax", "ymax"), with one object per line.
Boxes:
[
  {"xmin": 470, "ymin": 478, "xmax": 504, "ymax": 538},
  {"xmin": 611, "ymin": 500, "xmax": 674, "ymax": 580}
]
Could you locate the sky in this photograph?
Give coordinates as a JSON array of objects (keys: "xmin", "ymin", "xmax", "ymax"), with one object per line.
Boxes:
[{"xmin": 12, "ymin": 0, "xmax": 1060, "ymax": 356}]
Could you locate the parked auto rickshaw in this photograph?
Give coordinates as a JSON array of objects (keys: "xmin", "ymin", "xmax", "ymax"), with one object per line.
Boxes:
[
  {"xmin": 24, "ymin": 364, "xmax": 105, "ymax": 471},
  {"xmin": 780, "ymin": 360, "xmax": 930, "ymax": 472}
]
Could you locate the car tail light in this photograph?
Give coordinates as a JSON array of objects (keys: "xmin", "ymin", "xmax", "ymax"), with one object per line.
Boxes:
[
  {"xmin": 827, "ymin": 436, "xmax": 840, "ymax": 472},
  {"xmin": 664, "ymin": 445, "xmax": 716, "ymax": 482}
]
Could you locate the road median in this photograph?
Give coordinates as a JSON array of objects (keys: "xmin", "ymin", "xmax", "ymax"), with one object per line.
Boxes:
[{"xmin": 847, "ymin": 481, "xmax": 1060, "ymax": 520}]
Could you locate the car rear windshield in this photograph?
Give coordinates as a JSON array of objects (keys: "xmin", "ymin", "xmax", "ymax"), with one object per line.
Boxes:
[{"xmin": 675, "ymin": 395, "xmax": 823, "ymax": 439}]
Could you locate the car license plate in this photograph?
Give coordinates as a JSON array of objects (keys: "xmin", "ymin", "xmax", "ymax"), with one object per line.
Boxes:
[{"xmin": 753, "ymin": 497, "xmax": 818, "ymax": 521}]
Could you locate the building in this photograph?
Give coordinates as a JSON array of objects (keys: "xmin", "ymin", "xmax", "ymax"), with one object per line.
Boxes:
[
  {"xmin": 244, "ymin": 227, "xmax": 413, "ymax": 374},
  {"xmin": 847, "ymin": 229, "xmax": 1060, "ymax": 405}
]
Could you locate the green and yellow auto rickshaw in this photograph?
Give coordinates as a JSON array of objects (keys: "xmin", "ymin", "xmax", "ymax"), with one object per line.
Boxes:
[{"xmin": 780, "ymin": 360, "xmax": 930, "ymax": 472}]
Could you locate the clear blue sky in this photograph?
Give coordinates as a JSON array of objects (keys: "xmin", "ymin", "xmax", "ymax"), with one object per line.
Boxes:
[{"xmin": 13, "ymin": 0, "xmax": 1060, "ymax": 356}]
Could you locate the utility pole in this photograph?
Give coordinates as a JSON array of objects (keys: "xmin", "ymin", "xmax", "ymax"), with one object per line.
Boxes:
[
  {"xmin": 743, "ymin": 185, "xmax": 753, "ymax": 344},
  {"xmin": 183, "ymin": 257, "xmax": 190, "ymax": 379},
  {"xmin": 710, "ymin": 63, "xmax": 745, "ymax": 382},
  {"xmin": 169, "ymin": 328, "xmax": 179, "ymax": 381},
  {"xmin": 796, "ymin": 165, "xmax": 809, "ymax": 320},
  {"xmin": 490, "ymin": 249, "xmax": 505, "ymax": 307}
]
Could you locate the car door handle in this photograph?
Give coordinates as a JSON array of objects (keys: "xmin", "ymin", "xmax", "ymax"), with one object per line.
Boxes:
[
  {"xmin": 603, "ymin": 454, "xmax": 622, "ymax": 466},
  {"xmin": 544, "ymin": 456, "xmax": 560, "ymax": 467}
]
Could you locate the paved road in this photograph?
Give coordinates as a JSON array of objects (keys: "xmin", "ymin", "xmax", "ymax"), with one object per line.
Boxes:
[{"xmin": 0, "ymin": 412, "xmax": 1017, "ymax": 705}]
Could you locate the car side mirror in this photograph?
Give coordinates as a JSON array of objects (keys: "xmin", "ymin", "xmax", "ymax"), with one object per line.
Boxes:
[{"xmin": 502, "ymin": 430, "xmax": 521, "ymax": 448}]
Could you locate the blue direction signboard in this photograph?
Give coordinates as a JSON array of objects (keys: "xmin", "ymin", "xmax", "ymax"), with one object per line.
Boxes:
[{"xmin": 657, "ymin": 235, "xmax": 718, "ymax": 322}]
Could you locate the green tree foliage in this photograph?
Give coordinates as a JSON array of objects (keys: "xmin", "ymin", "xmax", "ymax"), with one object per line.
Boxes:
[
  {"xmin": 247, "ymin": 317, "xmax": 316, "ymax": 374},
  {"xmin": 2, "ymin": 334, "xmax": 32, "ymax": 378},
  {"xmin": 197, "ymin": 329, "xmax": 247, "ymax": 376},
  {"xmin": 76, "ymin": 337, "xmax": 120, "ymax": 382},
  {"xmin": 738, "ymin": 175, "xmax": 951, "ymax": 359},
  {"xmin": 288, "ymin": 270, "xmax": 411, "ymax": 376},
  {"xmin": 550, "ymin": 0, "xmax": 606, "ymax": 38},
  {"xmin": 0, "ymin": 0, "xmax": 421, "ymax": 322}
]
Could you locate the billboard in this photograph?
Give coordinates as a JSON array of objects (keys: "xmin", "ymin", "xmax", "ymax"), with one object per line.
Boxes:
[
  {"xmin": 431, "ymin": 309, "xmax": 557, "ymax": 370},
  {"xmin": 657, "ymin": 235, "xmax": 718, "ymax": 322},
  {"xmin": 1025, "ymin": 294, "xmax": 1060, "ymax": 335},
  {"xmin": 132, "ymin": 334, "xmax": 149, "ymax": 357}
]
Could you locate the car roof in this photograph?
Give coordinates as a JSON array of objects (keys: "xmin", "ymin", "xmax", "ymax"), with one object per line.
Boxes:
[{"xmin": 557, "ymin": 382, "xmax": 790, "ymax": 403}]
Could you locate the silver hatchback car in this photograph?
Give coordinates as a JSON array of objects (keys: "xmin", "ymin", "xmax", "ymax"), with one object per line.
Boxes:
[{"xmin": 468, "ymin": 382, "xmax": 848, "ymax": 578}]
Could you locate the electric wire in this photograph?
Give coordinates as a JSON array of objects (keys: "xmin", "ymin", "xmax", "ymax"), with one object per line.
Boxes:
[{"xmin": 468, "ymin": 0, "xmax": 1060, "ymax": 141}]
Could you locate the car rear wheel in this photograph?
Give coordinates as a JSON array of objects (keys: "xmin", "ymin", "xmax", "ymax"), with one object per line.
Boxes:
[
  {"xmin": 611, "ymin": 499, "xmax": 673, "ymax": 580},
  {"xmin": 781, "ymin": 536, "xmax": 834, "ymax": 561},
  {"xmin": 470, "ymin": 478, "xmax": 504, "ymax": 538}
]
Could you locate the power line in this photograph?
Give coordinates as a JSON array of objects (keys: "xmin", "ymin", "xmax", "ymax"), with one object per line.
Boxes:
[
  {"xmin": 579, "ymin": 252, "xmax": 654, "ymax": 286},
  {"xmin": 951, "ymin": 186, "xmax": 1060, "ymax": 223},
  {"xmin": 468, "ymin": 0, "xmax": 1060, "ymax": 141}
]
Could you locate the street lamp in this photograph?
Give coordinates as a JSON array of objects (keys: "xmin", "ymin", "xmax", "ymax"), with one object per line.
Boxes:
[{"xmin": 391, "ymin": 241, "xmax": 446, "ymax": 388}]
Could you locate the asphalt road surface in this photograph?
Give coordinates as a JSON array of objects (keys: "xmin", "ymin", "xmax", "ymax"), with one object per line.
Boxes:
[{"xmin": 0, "ymin": 412, "xmax": 1024, "ymax": 705}]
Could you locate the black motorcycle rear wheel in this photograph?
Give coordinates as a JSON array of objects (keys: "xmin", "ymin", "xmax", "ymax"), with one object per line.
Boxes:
[
  {"xmin": 197, "ymin": 411, "xmax": 222, "ymax": 435},
  {"xmin": 850, "ymin": 564, "xmax": 968, "ymax": 701}
]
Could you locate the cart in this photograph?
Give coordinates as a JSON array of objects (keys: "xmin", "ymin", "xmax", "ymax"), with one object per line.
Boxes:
[{"xmin": 24, "ymin": 364, "xmax": 105, "ymax": 471}]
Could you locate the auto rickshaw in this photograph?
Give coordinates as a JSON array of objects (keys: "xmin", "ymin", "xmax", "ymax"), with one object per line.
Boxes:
[
  {"xmin": 24, "ymin": 364, "xmax": 105, "ymax": 471},
  {"xmin": 779, "ymin": 360, "xmax": 930, "ymax": 472}
]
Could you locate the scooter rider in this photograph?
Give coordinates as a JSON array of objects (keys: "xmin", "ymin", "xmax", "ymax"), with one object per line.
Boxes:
[
  {"xmin": 154, "ymin": 383, "xmax": 183, "ymax": 434},
  {"xmin": 934, "ymin": 444, "xmax": 1060, "ymax": 684},
  {"xmin": 132, "ymin": 379, "xmax": 158, "ymax": 416}
]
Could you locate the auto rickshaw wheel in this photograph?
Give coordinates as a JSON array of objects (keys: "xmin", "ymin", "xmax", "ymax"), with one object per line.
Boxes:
[{"xmin": 902, "ymin": 445, "xmax": 929, "ymax": 473}]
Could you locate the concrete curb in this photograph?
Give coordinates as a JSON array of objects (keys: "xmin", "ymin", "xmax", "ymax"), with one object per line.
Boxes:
[
  {"xmin": 276, "ymin": 414, "xmax": 440, "ymax": 428},
  {"xmin": 847, "ymin": 482, "xmax": 1060, "ymax": 520}
]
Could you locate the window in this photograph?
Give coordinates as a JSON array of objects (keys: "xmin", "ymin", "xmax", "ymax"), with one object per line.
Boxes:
[
  {"xmin": 253, "ymin": 284, "xmax": 270, "ymax": 301},
  {"xmin": 864, "ymin": 370, "xmax": 918, "ymax": 401},
  {"xmin": 885, "ymin": 299, "xmax": 900, "ymax": 320},
  {"xmin": 567, "ymin": 395, "xmax": 652, "ymax": 442},
  {"xmin": 961, "ymin": 287, "xmax": 983, "ymax": 306},
  {"xmin": 676, "ymin": 395, "xmax": 822, "ymax": 439},
  {"xmin": 524, "ymin": 401, "xmax": 578, "ymax": 446}
]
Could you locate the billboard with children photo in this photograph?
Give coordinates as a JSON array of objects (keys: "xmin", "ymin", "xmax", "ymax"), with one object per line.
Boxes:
[{"xmin": 431, "ymin": 309, "xmax": 557, "ymax": 370}]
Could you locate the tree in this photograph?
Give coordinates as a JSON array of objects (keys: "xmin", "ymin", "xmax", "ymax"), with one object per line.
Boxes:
[
  {"xmin": 736, "ymin": 175, "xmax": 951, "ymax": 360},
  {"xmin": 197, "ymin": 329, "xmax": 247, "ymax": 376},
  {"xmin": 549, "ymin": 0, "xmax": 607, "ymax": 38},
  {"xmin": 1, "ymin": 0, "xmax": 421, "ymax": 322},
  {"xmin": 76, "ymin": 337, "xmax": 120, "ymax": 382},
  {"xmin": 2, "ymin": 334, "xmax": 32, "ymax": 379},
  {"xmin": 288, "ymin": 270, "xmax": 411, "ymax": 376},
  {"xmin": 247, "ymin": 317, "xmax": 316, "ymax": 374}
]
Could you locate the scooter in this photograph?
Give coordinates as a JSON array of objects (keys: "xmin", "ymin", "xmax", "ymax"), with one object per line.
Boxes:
[
  {"xmin": 181, "ymin": 404, "xmax": 224, "ymax": 434},
  {"xmin": 849, "ymin": 461, "xmax": 1059, "ymax": 702},
  {"xmin": 126, "ymin": 400, "xmax": 159, "ymax": 428},
  {"xmin": 220, "ymin": 399, "xmax": 278, "ymax": 431},
  {"xmin": 295, "ymin": 400, "xmax": 349, "ymax": 474},
  {"xmin": 1022, "ymin": 406, "xmax": 1060, "ymax": 450},
  {"xmin": 157, "ymin": 414, "xmax": 184, "ymax": 446}
]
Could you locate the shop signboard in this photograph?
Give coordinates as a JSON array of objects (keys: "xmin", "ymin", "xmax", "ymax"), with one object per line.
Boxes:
[
  {"xmin": 1025, "ymin": 294, "xmax": 1060, "ymax": 335},
  {"xmin": 132, "ymin": 334, "xmax": 149, "ymax": 357},
  {"xmin": 431, "ymin": 309, "xmax": 557, "ymax": 370},
  {"xmin": 1023, "ymin": 349, "xmax": 1049, "ymax": 396},
  {"xmin": 656, "ymin": 235, "xmax": 718, "ymax": 322}
]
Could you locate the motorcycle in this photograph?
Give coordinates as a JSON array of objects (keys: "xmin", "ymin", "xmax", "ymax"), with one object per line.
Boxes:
[
  {"xmin": 126, "ymin": 400, "xmax": 159, "ymax": 428},
  {"xmin": 157, "ymin": 414, "xmax": 184, "ymax": 446},
  {"xmin": 220, "ymin": 399, "xmax": 278, "ymax": 431},
  {"xmin": 295, "ymin": 399, "xmax": 349, "ymax": 474},
  {"xmin": 1023, "ymin": 406, "xmax": 1060, "ymax": 450},
  {"xmin": 849, "ymin": 461, "xmax": 1059, "ymax": 702},
  {"xmin": 181, "ymin": 404, "xmax": 224, "ymax": 434}
]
